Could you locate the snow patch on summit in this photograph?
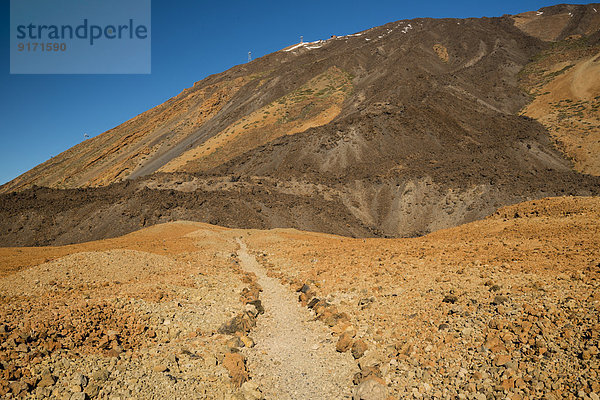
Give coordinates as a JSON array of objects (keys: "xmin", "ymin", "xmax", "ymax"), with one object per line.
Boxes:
[{"xmin": 284, "ymin": 40, "xmax": 325, "ymax": 52}]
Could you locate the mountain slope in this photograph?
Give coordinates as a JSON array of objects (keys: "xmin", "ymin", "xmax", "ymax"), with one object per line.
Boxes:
[
  {"xmin": 512, "ymin": 3, "xmax": 600, "ymax": 41},
  {"xmin": 519, "ymin": 38, "xmax": 600, "ymax": 175},
  {"xmin": 1, "ymin": 4, "xmax": 599, "ymax": 245}
]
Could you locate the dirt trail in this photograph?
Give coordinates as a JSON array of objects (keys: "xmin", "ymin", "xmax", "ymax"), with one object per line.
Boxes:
[{"xmin": 236, "ymin": 238, "xmax": 357, "ymax": 400}]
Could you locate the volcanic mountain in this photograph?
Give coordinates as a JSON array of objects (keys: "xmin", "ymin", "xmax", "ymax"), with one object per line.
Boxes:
[{"xmin": 1, "ymin": 3, "xmax": 600, "ymax": 246}]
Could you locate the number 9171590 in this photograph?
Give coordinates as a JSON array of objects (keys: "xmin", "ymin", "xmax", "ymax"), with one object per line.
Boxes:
[{"xmin": 18, "ymin": 42, "xmax": 67, "ymax": 52}]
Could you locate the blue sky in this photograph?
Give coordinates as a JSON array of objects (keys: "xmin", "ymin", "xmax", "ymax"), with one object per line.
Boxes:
[{"xmin": 0, "ymin": 0, "xmax": 569, "ymax": 185}]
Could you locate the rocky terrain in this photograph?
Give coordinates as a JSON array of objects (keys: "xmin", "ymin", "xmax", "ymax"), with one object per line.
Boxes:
[
  {"xmin": 244, "ymin": 196, "xmax": 600, "ymax": 400},
  {"xmin": 519, "ymin": 37, "xmax": 600, "ymax": 175},
  {"xmin": 1, "ymin": 3, "xmax": 600, "ymax": 399},
  {"xmin": 0, "ymin": 223, "xmax": 254, "ymax": 399},
  {"xmin": 1, "ymin": 4, "xmax": 599, "ymax": 243},
  {"xmin": 0, "ymin": 196, "xmax": 598, "ymax": 399}
]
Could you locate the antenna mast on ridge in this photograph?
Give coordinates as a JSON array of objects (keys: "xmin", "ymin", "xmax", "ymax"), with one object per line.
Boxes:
[
  {"xmin": 300, "ymin": 35, "xmax": 303, "ymax": 44},
  {"xmin": 248, "ymin": 51, "xmax": 252, "ymax": 63}
]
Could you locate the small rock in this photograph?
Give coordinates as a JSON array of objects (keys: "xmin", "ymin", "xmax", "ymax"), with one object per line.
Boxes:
[
  {"xmin": 85, "ymin": 383, "xmax": 100, "ymax": 398},
  {"xmin": 299, "ymin": 292, "xmax": 311, "ymax": 304},
  {"xmin": 358, "ymin": 351, "xmax": 383, "ymax": 370},
  {"xmin": 153, "ymin": 364, "xmax": 168, "ymax": 373},
  {"xmin": 352, "ymin": 340, "xmax": 368, "ymax": 359},
  {"xmin": 218, "ymin": 313, "xmax": 255, "ymax": 335},
  {"xmin": 241, "ymin": 381, "xmax": 263, "ymax": 400},
  {"xmin": 353, "ymin": 377, "xmax": 388, "ymax": 400},
  {"xmin": 515, "ymin": 378, "xmax": 526, "ymax": 389},
  {"xmin": 106, "ymin": 330, "xmax": 119, "ymax": 341},
  {"xmin": 241, "ymin": 286, "xmax": 260, "ymax": 303},
  {"xmin": 353, "ymin": 366, "xmax": 382, "ymax": 385},
  {"xmin": 331, "ymin": 321, "xmax": 353, "ymax": 336},
  {"xmin": 106, "ymin": 348, "xmax": 122, "ymax": 357},
  {"xmin": 16, "ymin": 343, "xmax": 29, "ymax": 353},
  {"xmin": 492, "ymin": 295, "xmax": 509, "ymax": 305},
  {"xmin": 226, "ymin": 336, "xmax": 244, "ymax": 350},
  {"xmin": 358, "ymin": 297, "xmax": 375, "ymax": 309},
  {"xmin": 298, "ymin": 284, "xmax": 310, "ymax": 293},
  {"xmin": 222, "ymin": 352, "xmax": 248, "ymax": 387},
  {"xmin": 37, "ymin": 372, "xmax": 56, "ymax": 388},
  {"xmin": 91, "ymin": 369, "xmax": 109, "ymax": 382},
  {"xmin": 442, "ymin": 295, "xmax": 458, "ymax": 304},
  {"xmin": 336, "ymin": 332, "xmax": 354, "ymax": 353},
  {"xmin": 247, "ymin": 299, "xmax": 264, "ymax": 315},
  {"xmin": 494, "ymin": 354, "xmax": 511, "ymax": 367},
  {"xmin": 587, "ymin": 346, "xmax": 599, "ymax": 356},
  {"xmin": 319, "ymin": 308, "xmax": 350, "ymax": 327},
  {"xmin": 9, "ymin": 380, "xmax": 29, "ymax": 395},
  {"xmin": 307, "ymin": 298, "xmax": 320, "ymax": 309},
  {"xmin": 245, "ymin": 304, "xmax": 260, "ymax": 318},
  {"xmin": 240, "ymin": 336, "xmax": 255, "ymax": 348},
  {"xmin": 461, "ymin": 327, "xmax": 473, "ymax": 338},
  {"xmin": 70, "ymin": 392, "xmax": 87, "ymax": 400},
  {"xmin": 72, "ymin": 373, "xmax": 88, "ymax": 388}
]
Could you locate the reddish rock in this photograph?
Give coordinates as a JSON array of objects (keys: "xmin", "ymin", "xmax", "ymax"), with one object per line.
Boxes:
[
  {"xmin": 240, "ymin": 286, "xmax": 261, "ymax": 304},
  {"xmin": 222, "ymin": 352, "xmax": 248, "ymax": 387},
  {"xmin": 336, "ymin": 332, "xmax": 354, "ymax": 353}
]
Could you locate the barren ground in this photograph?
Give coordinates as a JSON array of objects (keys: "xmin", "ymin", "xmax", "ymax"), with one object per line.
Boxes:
[{"xmin": 0, "ymin": 196, "xmax": 598, "ymax": 399}]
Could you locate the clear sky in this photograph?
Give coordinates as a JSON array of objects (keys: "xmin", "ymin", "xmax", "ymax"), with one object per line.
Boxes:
[{"xmin": 0, "ymin": 0, "xmax": 572, "ymax": 185}]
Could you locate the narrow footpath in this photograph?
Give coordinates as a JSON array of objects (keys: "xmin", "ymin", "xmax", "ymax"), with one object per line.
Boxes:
[{"xmin": 236, "ymin": 238, "xmax": 357, "ymax": 400}]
